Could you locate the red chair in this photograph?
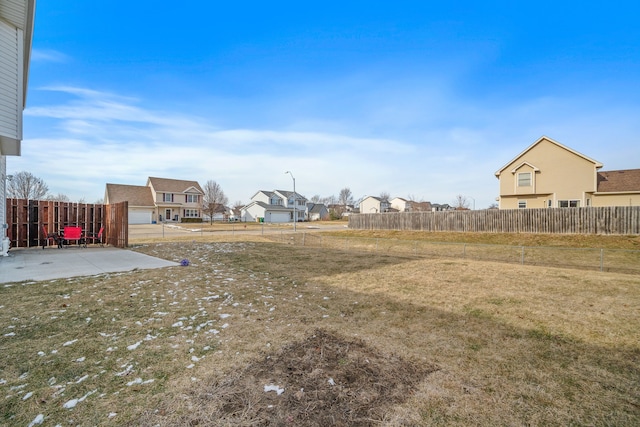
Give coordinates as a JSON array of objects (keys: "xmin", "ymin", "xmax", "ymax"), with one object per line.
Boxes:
[
  {"xmin": 84, "ymin": 227, "xmax": 104, "ymax": 247},
  {"xmin": 42, "ymin": 226, "xmax": 59, "ymax": 249}
]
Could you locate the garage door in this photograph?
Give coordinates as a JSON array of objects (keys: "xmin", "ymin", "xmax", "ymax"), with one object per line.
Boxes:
[
  {"xmin": 269, "ymin": 212, "xmax": 291, "ymax": 223},
  {"xmin": 129, "ymin": 210, "xmax": 152, "ymax": 224}
]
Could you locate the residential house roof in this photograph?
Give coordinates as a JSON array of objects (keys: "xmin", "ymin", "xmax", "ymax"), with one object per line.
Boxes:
[
  {"xmin": 147, "ymin": 177, "xmax": 204, "ymax": 194},
  {"xmin": 495, "ymin": 136, "xmax": 603, "ymax": 177},
  {"xmin": 243, "ymin": 201, "xmax": 293, "ymax": 212},
  {"xmin": 274, "ymin": 189, "xmax": 307, "ymax": 200},
  {"xmin": 408, "ymin": 201, "xmax": 432, "ymax": 211},
  {"xmin": 308, "ymin": 203, "xmax": 327, "ymax": 214},
  {"xmin": 597, "ymin": 169, "xmax": 640, "ymax": 193},
  {"xmin": 105, "ymin": 184, "xmax": 154, "ymax": 206}
]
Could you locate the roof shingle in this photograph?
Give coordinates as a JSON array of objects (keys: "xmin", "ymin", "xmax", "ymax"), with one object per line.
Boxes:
[
  {"xmin": 597, "ymin": 169, "xmax": 640, "ymax": 193},
  {"xmin": 105, "ymin": 184, "xmax": 154, "ymax": 206}
]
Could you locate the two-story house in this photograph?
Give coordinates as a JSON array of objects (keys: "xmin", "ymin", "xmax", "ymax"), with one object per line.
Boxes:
[
  {"xmin": 359, "ymin": 196, "xmax": 391, "ymax": 214},
  {"xmin": 241, "ymin": 190, "xmax": 308, "ymax": 223},
  {"xmin": 105, "ymin": 177, "xmax": 204, "ymax": 223},
  {"xmin": 495, "ymin": 136, "xmax": 640, "ymax": 209},
  {"xmin": 390, "ymin": 197, "xmax": 433, "ymax": 212}
]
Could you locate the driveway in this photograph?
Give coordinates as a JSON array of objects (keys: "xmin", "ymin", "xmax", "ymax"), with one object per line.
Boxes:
[{"xmin": 0, "ymin": 246, "xmax": 178, "ymax": 284}]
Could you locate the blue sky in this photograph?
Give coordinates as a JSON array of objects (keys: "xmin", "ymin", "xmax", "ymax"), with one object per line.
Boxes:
[{"xmin": 11, "ymin": 1, "xmax": 640, "ymax": 207}]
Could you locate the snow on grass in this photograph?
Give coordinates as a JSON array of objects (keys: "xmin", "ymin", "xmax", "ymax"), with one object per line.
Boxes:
[
  {"xmin": 126, "ymin": 378, "xmax": 154, "ymax": 387},
  {"xmin": 264, "ymin": 384, "xmax": 285, "ymax": 395},
  {"xmin": 62, "ymin": 389, "xmax": 97, "ymax": 409},
  {"xmin": 27, "ymin": 414, "xmax": 44, "ymax": 426},
  {"xmin": 127, "ymin": 341, "xmax": 142, "ymax": 351}
]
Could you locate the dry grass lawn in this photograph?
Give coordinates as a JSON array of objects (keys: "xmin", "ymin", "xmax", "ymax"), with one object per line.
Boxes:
[{"xmin": 0, "ymin": 234, "xmax": 638, "ymax": 426}]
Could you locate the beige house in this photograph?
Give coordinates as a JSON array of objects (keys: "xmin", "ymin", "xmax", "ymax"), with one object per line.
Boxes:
[
  {"xmin": 360, "ymin": 196, "xmax": 391, "ymax": 214},
  {"xmin": 105, "ymin": 177, "xmax": 204, "ymax": 223},
  {"xmin": 495, "ymin": 136, "xmax": 640, "ymax": 209}
]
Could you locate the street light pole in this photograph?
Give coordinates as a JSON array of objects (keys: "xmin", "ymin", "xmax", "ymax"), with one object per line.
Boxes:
[{"xmin": 285, "ymin": 171, "xmax": 296, "ymax": 231}]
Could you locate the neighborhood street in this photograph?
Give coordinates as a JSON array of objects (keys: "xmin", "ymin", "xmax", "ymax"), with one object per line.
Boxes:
[{"xmin": 129, "ymin": 222, "xmax": 348, "ymax": 239}]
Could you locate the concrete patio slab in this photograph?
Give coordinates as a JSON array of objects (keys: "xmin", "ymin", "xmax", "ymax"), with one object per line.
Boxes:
[{"xmin": 0, "ymin": 247, "xmax": 178, "ymax": 284}]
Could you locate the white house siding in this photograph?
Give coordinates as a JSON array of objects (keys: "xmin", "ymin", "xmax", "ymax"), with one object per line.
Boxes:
[
  {"xmin": 242, "ymin": 203, "xmax": 291, "ymax": 223},
  {"xmin": 0, "ymin": 19, "xmax": 23, "ymax": 155}
]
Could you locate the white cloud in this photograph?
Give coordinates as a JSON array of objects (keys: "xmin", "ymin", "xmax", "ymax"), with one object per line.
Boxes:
[
  {"xmin": 30, "ymin": 49, "xmax": 69, "ymax": 63},
  {"xmin": 13, "ymin": 84, "xmax": 640, "ymax": 209}
]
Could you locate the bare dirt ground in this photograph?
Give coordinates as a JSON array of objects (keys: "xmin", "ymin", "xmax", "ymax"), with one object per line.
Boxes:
[{"xmin": 179, "ymin": 328, "xmax": 436, "ymax": 426}]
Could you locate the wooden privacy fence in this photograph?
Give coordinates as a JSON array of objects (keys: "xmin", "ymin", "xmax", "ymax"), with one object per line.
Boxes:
[
  {"xmin": 348, "ymin": 206, "xmax": 640, "ymax": 235},
  {"xmin": 5, "ymin": 199, "xmax": 129, "ymax": 248}
]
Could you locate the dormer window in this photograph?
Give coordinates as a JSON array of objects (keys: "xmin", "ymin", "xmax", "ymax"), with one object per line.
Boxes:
[{"xmin": 517, "ymin": 172, "xmax": 532, "ymax": 187}]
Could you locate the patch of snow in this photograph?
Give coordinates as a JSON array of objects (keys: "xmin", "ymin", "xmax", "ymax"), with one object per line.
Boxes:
[
  {"xmin": 23, "ymin": 391, "xmax": 33, "ymax": 400},
  {"xmin": 126, "ymin": 378, "xmax": 154, "ymax": 386},
  {"xmin": 62, "ymin": 389, "xmax": 96, "ymax": 409},
  {"xmin": 62, "ymin": 339, "xmax": 78, "ymax": 347},
  {"xmin": 115, "ymin": 365, "xmax": 133, "ymax": 377},
  {"xmin": 127, "ymin": 341, "xmax": 142, "ymax": 351},
  {"xmin": 27, "ymin": 414, "xmax": 44, "ymax": 426},
  {"xmin": 328, "ymin": 378, "xmax": 336, "ymax": 386},
  {"xmin": 3, "ymin": 332, "xmax": 15, "ymax": 337},
  {"xmin": 264, "ymin": 384, "xmax": 285, "ymax": 395}
]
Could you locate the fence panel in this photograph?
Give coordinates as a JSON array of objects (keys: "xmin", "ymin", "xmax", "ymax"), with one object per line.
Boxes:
[{"xmin": 5, "ymin": 199, "xmax": 128, "ymax": 249}]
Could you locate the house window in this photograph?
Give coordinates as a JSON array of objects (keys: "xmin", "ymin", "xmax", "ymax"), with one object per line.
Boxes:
[
  {"xmin": 517, "ymin": 172, "xmax": 532, "ymax": 187},
  {"xmin": 518, "ymin": 200, "xmax": 527, "ymax": 209},
  {"xmin": 186, "ymin": 194, "xmax": 198, "ymax": 203},
  {"xmin": 547, "ymin": 200, "xmax": 552, "ymax": 208},
  {"xmin": 270, "ymin": 198, "xmax": 282, "ymax": 206},
  {"xmin": 558, "ymin": 200, "xmax": 580, "ymax": 208},
  {"xmin": 163, "ymin": 193, "xmax": 173, "ymax": 202},
  {"xmin": 183, "ymin": 209, "xmax": 199, "ymax": 217}
]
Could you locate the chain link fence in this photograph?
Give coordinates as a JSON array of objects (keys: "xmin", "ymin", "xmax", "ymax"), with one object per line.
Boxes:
[{"xmin": 266, "ymin": 232, "xmax": 640, "ymax": 275}]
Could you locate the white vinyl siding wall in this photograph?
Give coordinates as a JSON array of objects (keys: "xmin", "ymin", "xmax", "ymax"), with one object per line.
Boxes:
[{"xmin": 0, "ymin": 19, "xmax": 23, "ymax": 149}]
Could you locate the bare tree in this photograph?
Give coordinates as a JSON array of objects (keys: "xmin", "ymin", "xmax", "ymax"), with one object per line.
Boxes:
[
  {"xmin": 45, "ymin": 193, "xmax": 71, "ymax": 202},
  {"xmin": 453, "ymin": 194, "xmax": 470, "ymax": 210},
  {"xmin": 310, "ymin": 194, "xmax": 322, "ymax": 203},
  {"xmin": 7, "ymin": 171, "xmax": 48, "ymax": 200},
  {"xmin": 379, "ymin": 191, "xmax": 391, "ymax": 202},
  {"xmin": 202, "ymin": 180, "xmax": 229, "ymax": 224},
  {"xmin": 338, "ymin": 187, "xmax": 354, "ymax": 206}
]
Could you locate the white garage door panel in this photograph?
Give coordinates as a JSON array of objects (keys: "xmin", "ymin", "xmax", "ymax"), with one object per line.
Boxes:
[
  {"xmin": 269, "ymin": 212, "xmax": 290, "ymax": 223},
  {"xmin": 129, "ymin": 210, "xmax": 152, "ymax": 224}
]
